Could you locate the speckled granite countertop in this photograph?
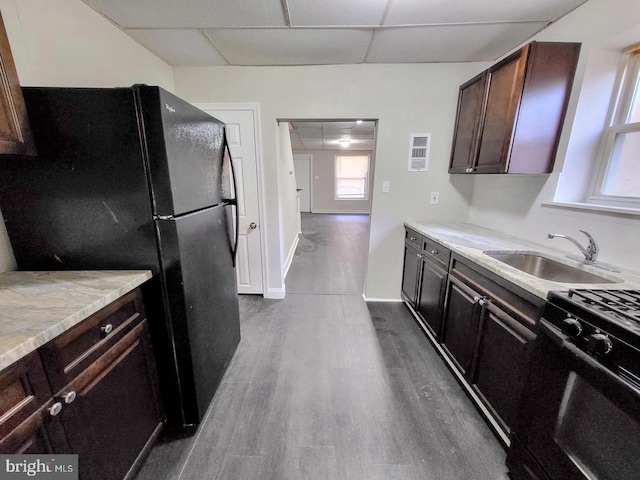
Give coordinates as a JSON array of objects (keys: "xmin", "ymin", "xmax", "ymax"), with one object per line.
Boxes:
[
  {"xmin": 0, "ymin": 270, "xmax": 152, "ymax": 371},
  {"xmin": 405, "ymin": 221, "xmax": 640, "ymax": 299}
]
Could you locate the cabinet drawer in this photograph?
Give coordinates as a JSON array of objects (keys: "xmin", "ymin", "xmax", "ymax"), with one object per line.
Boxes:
[
  {"xmin": 0, "ymin": 351, "xmax": 52, "ymax": 442},
  {"xmin": 405, "ymin": 228, "xmax": 423, "ymax": 250},
  {"xmin": 422, "ymin": 238, "xmax": 451, "ymax": 269},
  {"xmin": 39, "ymin": 289, "xmax": 146, "ymax": 393}
]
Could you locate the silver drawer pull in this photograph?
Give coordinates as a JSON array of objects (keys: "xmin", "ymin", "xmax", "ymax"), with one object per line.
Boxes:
[
  {"xmin": 409, "ymin": 236, "xmax": 417, "ymax": 241},
  {"xmin": 101, "ymin": 324, "xmax": 113, "ymax": 334},
  {"xmin": 62, "ymin": 391, "xmax": 77, "ymax": 404},
  {"xmin": 49, "ymin": 402, "xmax": 63, "ymax": 417},
  {"xmin": 431, "ymin": 249, "xmax": 439, "ymax": 255},
  {"xmin": 478, "ymin": 298, "xmax": 488, "ymax": 306}
]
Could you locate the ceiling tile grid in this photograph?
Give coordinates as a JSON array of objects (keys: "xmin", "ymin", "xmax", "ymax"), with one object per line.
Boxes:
[
  {"xmin": 290, "ymin": 121, "xmax": 376, "ymax": 151},
  {"xmin": 81, "ymin": 0, "xmax": 589, "ymax": 66}
]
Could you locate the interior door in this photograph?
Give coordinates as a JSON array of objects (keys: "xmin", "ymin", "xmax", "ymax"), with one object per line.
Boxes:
[
  {"xmin": 293, "ymin": 154, "xmax": 312, "ymax": 212},
  {"xmin": 196, "ymin": 105, "xmax": 264, "ymax": 295}
]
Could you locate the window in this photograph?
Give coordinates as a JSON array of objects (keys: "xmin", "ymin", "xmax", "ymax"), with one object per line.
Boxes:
[
  {"xmin": 590, "ymin": 45, "xmax": 640, "ymax": 206},
  {"xmin": 334, "ymin": 154, "xmax": 369, "ymax": 200}
]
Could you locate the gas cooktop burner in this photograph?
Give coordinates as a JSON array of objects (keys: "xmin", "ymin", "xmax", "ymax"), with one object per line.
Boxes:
[{"xmin": 566, "ymin": 289, "xmax": 640, "ymax": 332}]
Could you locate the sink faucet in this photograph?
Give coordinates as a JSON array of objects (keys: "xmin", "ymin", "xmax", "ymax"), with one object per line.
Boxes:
[{"xmin": 548, "ymin": 230, "xmax": 599, "ymax": 263}]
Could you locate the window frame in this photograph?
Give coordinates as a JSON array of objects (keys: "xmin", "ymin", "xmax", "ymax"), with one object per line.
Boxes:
[
  {"xmin": 588, "ymin": 44, "xmax": 640, "ymax": 207},
  {"xmin": 334, "ymin": 153, "xmax": 370, "ymax": 201}
]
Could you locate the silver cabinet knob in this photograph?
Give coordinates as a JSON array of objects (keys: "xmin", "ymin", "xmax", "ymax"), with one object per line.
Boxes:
[
  {"xmin": 417, "ymin": 253, "xmax": 423, "ymax": 259},
  {"xmin": 61, "ymin": 391, "xmax": 77, "ymax": 404},
  {"xmin": 101, "ymin": 324, "xmax": 113, "ymax": 334},
  {"xmin": 249, "ymin": 222, "xmax": 257, "ymax": 230},
  {"xmin": 49, "ymin": 402, "xmax": 63, "ymax": 417},
  {"xmin": 409, "ymin": 236, "xmax": 417, "ymax": 241},
  {"xmin": 473, "ymin": 296, "xmax": 481, "ymax": 303},
  {"xmin": 431, "ymin": 249, "xmax": 438, "ymax": 255},
  {"xmin": 478, "ymin": 298, "xmax": 488, "ymax": 306}
]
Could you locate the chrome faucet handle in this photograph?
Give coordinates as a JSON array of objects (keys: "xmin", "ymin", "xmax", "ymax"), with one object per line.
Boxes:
[{"xmin": 578, "ymin": 230, "xmax": 599, "ymax": 263}]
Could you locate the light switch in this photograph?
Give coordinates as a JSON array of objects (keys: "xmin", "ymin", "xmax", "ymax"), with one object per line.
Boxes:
[
  {"xmin": 430, "ymin": 192, "xmax": 439, "ymax": 204},
  {"xmin": 382, "ymin": 181, "xmax": 390, "ymax": 193}
]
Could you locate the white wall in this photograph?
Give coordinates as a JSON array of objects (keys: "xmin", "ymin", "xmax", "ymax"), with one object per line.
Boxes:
[
  {"xmin": 0, "ymin": 0, "xmax": 175, "ymax": 272},
  {"xmin": 293, "ymin": 149, "xmax": 373, "ymax": 213},
  {"xmin": 276, "ymin": 122, "xmax": 301, "ymax": 288},
  {"xmin": 468, "ymin": 0, "xmax": 640, "ymax": 272},
  {"xmin": 173, "ymin": 63, "xmax": 482, "ymax": 299}
]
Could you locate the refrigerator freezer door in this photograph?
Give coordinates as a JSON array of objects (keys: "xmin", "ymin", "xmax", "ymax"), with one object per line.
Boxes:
[
  {"xmin": 137, "ymin": 86, "xmax": 226, "ymax": 217},
  {"xmin": 156, "ymin": 205, "xmax": 240, "ymax": 425}
]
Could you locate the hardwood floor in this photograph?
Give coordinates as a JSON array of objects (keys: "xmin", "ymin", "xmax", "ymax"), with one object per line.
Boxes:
[{"xmin": 134, "ymin": 213, "xmax": 509, "ymax": 480}]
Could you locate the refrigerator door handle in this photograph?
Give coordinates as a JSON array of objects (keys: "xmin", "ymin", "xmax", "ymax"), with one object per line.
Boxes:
[{"xmin": 223, "ymin": 135, "xmax": 240, "ymax": 268}]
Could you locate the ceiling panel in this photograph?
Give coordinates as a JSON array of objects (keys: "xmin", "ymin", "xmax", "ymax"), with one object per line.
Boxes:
[
  {"xmin": 384, "ymin": 0, "xmax": 588, "ymax": 24},
  {"xmin": 206, "ymin": 28, "xmax": 374, "ymax": 65},
  {"xmin": 288, "ymin": 0, "xmax": 388, "ymax": 26},
  {"xmin": 125, "ymin": 29, "xmax": 228, "ymax": 66},
  {"xmin": 83, "ymin": 0, "xmax": 287, "ymax": 28},
  {"xmin": 290, "ymin": 121, "xmax": 376, "ymax": 151},
  {"xmin": 295, "ymin": 126, "xmax": 324, "ymax": 139},
  {"xmin": 366, "ymin": 22, "xmax": 549, "ymax": 63}
]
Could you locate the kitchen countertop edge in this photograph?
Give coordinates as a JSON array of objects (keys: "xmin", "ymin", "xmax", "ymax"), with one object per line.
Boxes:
[{"xmin": 404, "ymin": 221, "xmax": 640, "ymax": 300}]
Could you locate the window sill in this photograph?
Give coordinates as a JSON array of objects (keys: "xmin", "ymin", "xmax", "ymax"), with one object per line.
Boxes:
[{"xmin": 541, "ymin": 201, "xmax": 640, "ymax": 217}]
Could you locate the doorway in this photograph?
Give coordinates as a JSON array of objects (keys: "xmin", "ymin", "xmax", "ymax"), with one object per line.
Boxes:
[{"xmin": 285, "ymin": 119, "xmax": 377, "ymax": 295}]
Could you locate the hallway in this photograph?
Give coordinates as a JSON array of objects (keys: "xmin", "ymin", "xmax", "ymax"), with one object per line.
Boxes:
[{"xmin": 135, "ymin": 213, "xmax": 509, "ymax": 480}]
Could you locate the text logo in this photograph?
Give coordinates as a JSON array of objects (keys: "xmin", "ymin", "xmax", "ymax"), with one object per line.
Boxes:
[{"xmin": 0, "ymin": 455, "xmax": 78, "ymax": 480}]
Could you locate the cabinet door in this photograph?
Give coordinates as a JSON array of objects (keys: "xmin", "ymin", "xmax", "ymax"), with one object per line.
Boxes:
[
  {"xmin": 417, "ymin": 257, "xmax": 447, "ymax": 338},
  {"xmin": 0, "ymin": 12, "xmax": 36, "ymax": 156},
  {"xmin": 475, "ymin": 47, "xmax": 529, "ymax": 173},
  {"xmin": 441, "ymin": 276, "xmax": 481, "ymax": 377},
  {"xmin": 0, "ymin": 352, "xmax": 68, "ymax": 454},
  {"xmin": 58, "ymin": 321, "xmax": 163, "ymax": 480},
  {"xmin": 471, "ymin": 301, "xmax": 536, "ymax": 432},
  {"xmin": 402, "ymin": 245, "xmax": 421, "ymax": 306},
  {"xmin": 449, "ymin": 72, "xmax": 487, "ymax": 173}
]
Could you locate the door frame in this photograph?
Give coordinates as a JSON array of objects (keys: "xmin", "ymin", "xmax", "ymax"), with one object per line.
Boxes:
[{"xmin": 194, "ymin": 103, "xmax": 268, "ymax": 298}]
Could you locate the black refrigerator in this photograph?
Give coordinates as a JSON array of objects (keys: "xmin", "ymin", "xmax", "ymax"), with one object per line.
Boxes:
[{"xmin": 0, "ymin": 85, "xmax": 241, "ymax": 431}]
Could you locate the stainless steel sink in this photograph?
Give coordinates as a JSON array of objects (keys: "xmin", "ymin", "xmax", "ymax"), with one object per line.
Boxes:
[{"xmin": 483, "ymin": 251, "xmax": 623, "ymax": 284}]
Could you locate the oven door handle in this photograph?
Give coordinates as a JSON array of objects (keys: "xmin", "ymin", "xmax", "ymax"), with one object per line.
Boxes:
[{"xmin": 540, "ymin": 319, "xmax": 640, "ymax": 416}]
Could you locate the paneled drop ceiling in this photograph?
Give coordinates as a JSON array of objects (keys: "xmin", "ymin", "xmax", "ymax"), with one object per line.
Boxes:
[
  {"xmin": 289, "ymin": 121, "xmax": 376, "ymax": 151},
  {"xmin": 82, "ymin": 0, "xmax": 588, "ymax": 66}
]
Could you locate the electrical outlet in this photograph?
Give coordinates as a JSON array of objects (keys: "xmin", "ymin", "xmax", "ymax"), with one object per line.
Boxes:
[
  {"xmin": 430, "ymin": 192, "xmax": 439, "ymax": 204},
  {"xmin": 382, "ymin": 181, "xmax": 390, "ymax": 193}
]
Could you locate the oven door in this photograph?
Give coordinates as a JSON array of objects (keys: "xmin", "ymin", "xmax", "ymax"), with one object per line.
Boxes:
[{"xmin": 515, "ymin": 319, "xmax": 640, "ymax": 480}]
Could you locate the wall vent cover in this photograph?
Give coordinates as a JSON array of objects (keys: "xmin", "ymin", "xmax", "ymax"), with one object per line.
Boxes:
[{"xmin": 408, "ymin": 133, "xmax": 430, "ymax": 171}]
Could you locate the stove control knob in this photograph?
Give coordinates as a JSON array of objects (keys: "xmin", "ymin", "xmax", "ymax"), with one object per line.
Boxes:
[
  {"xmin": 588, "ymin": 333, "xmax": 613, "ymax": 356},
  {"xmin": 561, "ymin": 318, "xmax": 583, "ymax": 337}
]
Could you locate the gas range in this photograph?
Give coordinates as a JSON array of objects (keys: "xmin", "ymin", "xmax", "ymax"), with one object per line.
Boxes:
[{"xmin": 544, "ymin": 289, "xmax": 640, "ymax": 387}]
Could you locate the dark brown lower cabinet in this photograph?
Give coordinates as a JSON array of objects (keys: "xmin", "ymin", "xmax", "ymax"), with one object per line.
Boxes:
[
  {"xmin": 402, "ymin": 242, "xmax": 421, "ymax": 305},
  {"xmin": 0, "ymin": 288, "xmax": 164, "ymax": 480},
  {"xmin": 417, "ymin": 257, "xmax": 448, "ymax": 338},
  {"xmin": 439, "ymin": 255, "xmax": 544, "ymax": 437},
  {"xmin": 59, "ymin": 321, "xmax": 162, "ymax": 480},
  {"xmin": 0, "ymin": 352, "xmax": 68, "ymax": 454},
  {"xmin": 441, "ymin": 276, "xmax": 482, "ymax": 376},
  {"xmin": 471, "ymin": 302, "xmax": 536, "ymax": 432}
]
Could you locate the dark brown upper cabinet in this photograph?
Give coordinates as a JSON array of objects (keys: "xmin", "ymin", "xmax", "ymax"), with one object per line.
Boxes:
[
  {"xmin": 449, "ymin": 41, "xmax": 581, "ymax": 174},
  {"xmin": 0, "ymin": 12, "xmax": 36, "ymax": 156}
]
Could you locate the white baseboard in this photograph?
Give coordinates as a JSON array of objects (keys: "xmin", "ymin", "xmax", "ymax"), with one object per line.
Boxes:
[
  {"xmin": 265, "ymin": 285, "xmax": 286, "ymax": 299},
  {"xmin": 310, "ymin": 210, "xmax": 370, "ymax": 215},
  {"xmin": 362, "ymin": 294, "xmax": 403, "ymax": 303},
  {"xmin": 283, "ymin": 234, "xmax": 299, "ymax": 279}
]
